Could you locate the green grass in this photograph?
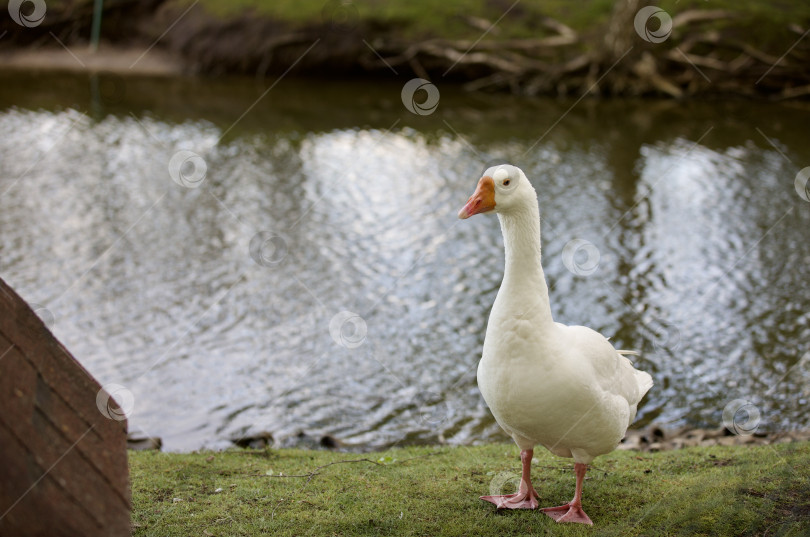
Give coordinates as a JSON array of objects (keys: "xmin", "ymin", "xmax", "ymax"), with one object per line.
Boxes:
[
  {"xmin": 45, "ymin": 0, "xmax": 810, "ymax": 48},
  {"xmin": 180, "ymin": 0, "xmax": 810, "ymax": 51},
  {"xmin": 659, "ymin": 0, "xmax": 810, "ymax": 52},
  {"xmin": 130, "ymin": 442, "xmax": 810, "ymax": 536},
  {"xmin": 186, "ymin": 0, "xmax": 617, "ymax": 39},
  {"xmin": 45, "ymin": 0, "xmax": 810, "ymax": 53}
]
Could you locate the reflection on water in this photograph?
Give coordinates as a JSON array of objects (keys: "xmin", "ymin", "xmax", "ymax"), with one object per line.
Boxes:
[{"xmin": 1, "ymin": 72, "xmax": 809, "ymax": 451}]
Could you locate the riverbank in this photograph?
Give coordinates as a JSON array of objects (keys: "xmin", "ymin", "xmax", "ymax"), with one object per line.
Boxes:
[
  {"xmin": 1, "ymin": 0, "xmax": 809, "ymax": 98},
  {"xmin": 129, "ymin": 441, "xmax": 810, "ymax": 536},
  {"xmin": 132, "ymin": 424, "xmax": 810, "ymax": 454},
  {"xmin": 0, "ymin": 45, "xmax": 183, "ymax": 75}
]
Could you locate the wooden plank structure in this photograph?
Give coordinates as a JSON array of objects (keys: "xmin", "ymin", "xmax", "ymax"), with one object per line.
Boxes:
[{"xmin": 0, "ymin": 277, "xmax": 131, "ymax": 536}]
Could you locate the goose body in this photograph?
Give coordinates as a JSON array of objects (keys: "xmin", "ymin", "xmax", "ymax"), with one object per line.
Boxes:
[
  {"xmin": 479, "ymin": 320, "xmax": 649, "ymax": 462},
  {"xmin": 458, "ymin": 164, "xmax": 653, "ymax": 524}
]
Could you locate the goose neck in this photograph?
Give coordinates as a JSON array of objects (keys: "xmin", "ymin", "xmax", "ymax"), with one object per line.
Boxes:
[
  {"xmin": 498, "ymin": 207, "xmax": 543, "ymax": 275},
  {"xmin": 496, "ymin": 206, "xmax": 554, "ymax": 324}
]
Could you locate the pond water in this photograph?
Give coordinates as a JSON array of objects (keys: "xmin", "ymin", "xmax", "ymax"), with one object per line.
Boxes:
[{"xmin": 1, "ymin": 71, "xmax": 809, "ymax": 451}]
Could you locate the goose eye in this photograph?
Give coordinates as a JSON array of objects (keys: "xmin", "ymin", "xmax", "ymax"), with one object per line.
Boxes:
[{"xmin": 502, "ymin": 179, "xmax": 511, "ymax": 186}]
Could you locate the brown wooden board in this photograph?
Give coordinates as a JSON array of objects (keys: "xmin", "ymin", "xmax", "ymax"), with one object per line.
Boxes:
[{"xmin": 0, "ymin": 277, "xmax": 131, "ymax": 537}]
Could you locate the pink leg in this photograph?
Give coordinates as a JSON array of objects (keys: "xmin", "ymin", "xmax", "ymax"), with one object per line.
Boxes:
[
  {"xmin": 480, "ymin": 449, "xmax": 540, "ymax": 509},
  {"xmin": 541, "ymin": 463, "xmax": 593, "ymax": 525}
]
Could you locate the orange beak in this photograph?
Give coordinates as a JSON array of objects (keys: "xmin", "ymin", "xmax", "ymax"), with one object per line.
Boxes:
[{"xmin": 458, "ymin": 176, "xmax": 496, "ymax": 219}]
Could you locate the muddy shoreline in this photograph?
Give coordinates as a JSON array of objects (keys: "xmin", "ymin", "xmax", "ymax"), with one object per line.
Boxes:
[
  {"xmin": 127, "ymin": 426, "xmax": 810, "ymax": 453},
  {"xmin": 2, "ymin": 0, "xmax": 809, "ymax": 98}
]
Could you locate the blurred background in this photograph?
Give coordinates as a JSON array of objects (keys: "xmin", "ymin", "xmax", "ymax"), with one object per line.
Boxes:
[{"xmin": 1, "ymin": 0, "xmax": 809, "ymax": 451}]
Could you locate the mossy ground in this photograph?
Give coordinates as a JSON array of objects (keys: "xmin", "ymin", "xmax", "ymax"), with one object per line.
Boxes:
[
  {"xmin": 187, "ymin": 0, "xmax": 810, "ymax": 47},
  {"xmin": 130, "ymin": 441, "xmax": 810, "ymax": 536},
  {"xmin": 188, "ymin": 0, "xmax": 615, "ymax": 38}
]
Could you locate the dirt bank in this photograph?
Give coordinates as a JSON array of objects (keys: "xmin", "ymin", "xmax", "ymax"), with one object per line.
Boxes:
[
  {"xmin": 126, "ymin": 426, "xmax": 810, "ymax": 454},
  {"xmin": 2, "ymin": 2, "xmax": 808, "ymax": 94},
  {"xmin": 0, "ymin": 45, "xmax": 183, "ymax": 75}
]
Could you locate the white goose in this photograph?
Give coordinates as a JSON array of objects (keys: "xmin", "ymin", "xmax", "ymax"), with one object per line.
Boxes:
[{"xmin": 458, "ymin": 164, "xmax": 653, "ymax": 525}]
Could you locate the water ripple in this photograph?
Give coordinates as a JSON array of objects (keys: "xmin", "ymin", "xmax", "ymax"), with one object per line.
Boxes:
[{"xmin": 1, "ymin": 81, "xmax": 809, "ymax": 450}]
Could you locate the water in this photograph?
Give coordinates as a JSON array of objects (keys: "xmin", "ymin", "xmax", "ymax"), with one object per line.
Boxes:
[{"xmin": 1, "ymin": 71, "xmax": 809, "ymax": 451}]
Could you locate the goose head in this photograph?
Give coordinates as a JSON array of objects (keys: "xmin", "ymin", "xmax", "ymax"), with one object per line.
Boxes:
[{"xmin": 457, "ymin": 164, "xmax": 534, "ymax": 219}]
